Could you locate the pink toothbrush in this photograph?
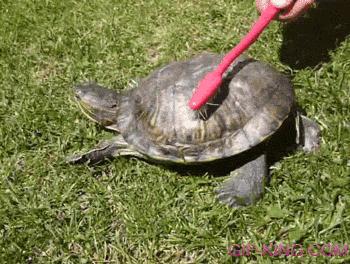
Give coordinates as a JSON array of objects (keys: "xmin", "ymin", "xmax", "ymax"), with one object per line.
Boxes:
[{"xmin": 188, "ymin": 2, "xmax": 287, "ymax": 110}]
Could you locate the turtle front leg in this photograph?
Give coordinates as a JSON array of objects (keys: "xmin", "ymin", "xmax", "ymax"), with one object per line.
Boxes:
[
  {"xmin": 67, "ymin": 135, "xmax": 144, "ymax": 164},
  {"xmin": 216, "ymin": 154, "xmax": 267, "ymax": 207}
]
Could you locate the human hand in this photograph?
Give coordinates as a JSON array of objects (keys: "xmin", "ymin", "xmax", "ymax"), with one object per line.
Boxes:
[{"xmin": 256, "ymin": 0, "xmax": 315, "ymax": 22}]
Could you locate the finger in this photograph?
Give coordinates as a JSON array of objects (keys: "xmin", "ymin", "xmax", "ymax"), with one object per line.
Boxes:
[
  {"xmin": 271, "ymin": 0, "xmax": 294, "ymax": 9},
  {"xmin": 279, "ymin": 0, "xmax": 315, "ymax": 21}
]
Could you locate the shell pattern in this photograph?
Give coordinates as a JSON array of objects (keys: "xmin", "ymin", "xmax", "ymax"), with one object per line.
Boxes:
[{"xmin": 116, "ymin": 53, "xmax": 295, "ymax": 163}]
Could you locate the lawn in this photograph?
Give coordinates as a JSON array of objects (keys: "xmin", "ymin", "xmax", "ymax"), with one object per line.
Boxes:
[{"xmin": 0, "ymin": 0, "xmax": 349, "ymax": 263}]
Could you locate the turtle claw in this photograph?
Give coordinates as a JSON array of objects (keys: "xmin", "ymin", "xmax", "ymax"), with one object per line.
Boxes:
[
  {"xmin": 299, "ymin": 115, "xmax": 321, "ymax": 153},
  {"xmin": 66, "ymin": 153, "xmax": 97, "ymax": 164},
  {"xmin": 216, "ymin": 154, "xmax": 267, "ymax": 207},
  {"xmin": 216, "ymin": 189, "xmax": 250, "ymax": 207},
  {"xmin": 66, "ymin": 137, "xmax": 121, "ymax": 165},
  {"xmin": 66, "ymin": 154, "xmax": 85, "ymax": 164},
  {"xmin": 67, "ymin": 135, "xmax": 144, "ymax": 165},
  {"xmin": 66, "ymin": 150, "xmax": 109, "ymax": 165}
]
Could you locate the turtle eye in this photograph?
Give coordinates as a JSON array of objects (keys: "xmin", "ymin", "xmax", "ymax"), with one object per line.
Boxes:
[
  {"xmin": 74, "ymin": 89, "xmax": 82, "ymax": 99},
  {"xmin": 73, "ymin": 86, "xmax": 86, "ymax": 100}
]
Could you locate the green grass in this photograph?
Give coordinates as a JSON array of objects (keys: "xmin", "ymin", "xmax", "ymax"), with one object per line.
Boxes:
[{"xmin": 0, "ymin": 0, "xmax": 349, "ymax": 263}]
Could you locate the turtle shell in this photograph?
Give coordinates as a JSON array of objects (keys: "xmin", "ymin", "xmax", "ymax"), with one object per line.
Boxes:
[{"xmin": 117, "ymin": 53, "xmax": 295, "ymax": 163}]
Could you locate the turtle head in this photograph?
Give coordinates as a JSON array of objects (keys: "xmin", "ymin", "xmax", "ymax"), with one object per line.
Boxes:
[{"xmin": 73, "ymin": 83, "xmax": 121, "ymax": 129}]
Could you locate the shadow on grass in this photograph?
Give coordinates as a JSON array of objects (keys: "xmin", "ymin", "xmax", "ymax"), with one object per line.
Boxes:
[{"xmin": 280, "ymin": 0, "xmax": 350, "ymax": 69}]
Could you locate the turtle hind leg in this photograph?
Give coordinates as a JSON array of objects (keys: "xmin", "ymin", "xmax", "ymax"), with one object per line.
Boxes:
[
  {"xmin": 67, "ymin": 135, "xmax": 144, "ymax": 165},
  {"xmin": 298, "ymin": 115, "xmax": 321, "ymax": 153},
  {"xmin": 216, "ymin": 154, "xmax": 267, "ymax": 207}
]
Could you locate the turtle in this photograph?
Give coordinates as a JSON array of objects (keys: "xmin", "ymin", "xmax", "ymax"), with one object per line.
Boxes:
[{"xmin": 68, "ymin": 52, "xmax": 320, "ymax": 207}]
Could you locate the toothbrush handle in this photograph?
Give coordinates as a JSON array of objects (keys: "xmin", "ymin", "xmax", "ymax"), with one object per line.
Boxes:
[
  {"xmin": 189, "ymin": 4, "xmax": 280, "ymax": 110},
  {"xmin": 216, "ymin": 4, "xmax": 280, "ymax": 75}
]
